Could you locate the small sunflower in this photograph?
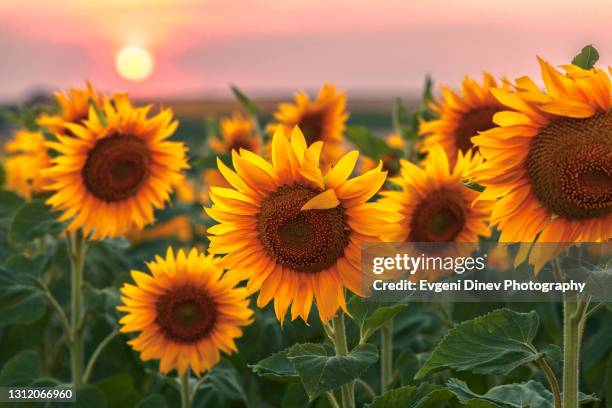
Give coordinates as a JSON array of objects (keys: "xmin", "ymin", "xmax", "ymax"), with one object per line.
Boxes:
[
  {"xmin": 43, "ymin": 94, "xmax": 189, "ymax": 239},
  {"xmin": 420, "ymin": 73, "xmax": 506, "ymax": 165},
  {"xmin": 206, "ymin": 126, "xmax": 398, "ymax": 323},
  {"xmin": 37, "ymin": 82, "xmax": 102, "ymax": 136},
  {"xmin": 361, "ymin": 132, "xmax": 405, "ymax": 176},
  {"xmin": 380, "ymin": 144, "xmax": 492, "ymax": 243},
  {"xmin": 470, "ymin": 58, "xmax": 612, "ymax": 270},
  {"xmin": 268, "ymin": 84, "xmax": 349, "ymax": 167},
  {"xmin": 210, "ymin": 112, "xmax": 260, "ymax": 154},
  {"xmin": 4, "ymin": 130, "xmax": 53, "ymax": 199},
  {"xmin": 126, "ymin": 215, "xmax": 193, "ymax": 244},
  {"xmin": 117, "ymin": 247, "xmax": 253, "ymax": 375}
]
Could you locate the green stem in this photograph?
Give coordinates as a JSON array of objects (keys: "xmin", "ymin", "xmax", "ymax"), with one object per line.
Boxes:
[
  {"xmin": 537, "ymin": 357, "xmax": 561, "ymax": 408},
  {"xmin": 67, "ymin": 230, "xmax": 87, "ymax": 388},
  {"xmin": 355, "ymin": 378, "xmax": 376, "ymax": 401},
  {"xmin": 41, "ymin": 285, "xmax": 71, "ymax": 345},
  {"xmin": 332, "ymin": 314, "xmax": 355, "ymax": 408},
  {"xmin": 380, "ymin": 320, "xmax": 394, "ymax": 394},
  {"xmin": 82, "ymin": 330, "xmax": 119, "ymax": 384},
  {"xmin": 326, "ymin": 392, "xmax": 341, "ymax": 408},
  {"xmin": 180, "ymin": 370, "xmax": 191, "ymax": 408},
  {"xmin": 563, "ymin": 299, "xmax": 581, "ymax": 408}
]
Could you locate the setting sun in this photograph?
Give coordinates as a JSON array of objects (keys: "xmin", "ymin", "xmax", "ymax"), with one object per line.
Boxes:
[{"xmin": 115, "ymin": 46, "xmax": 154, "ymax": 81}]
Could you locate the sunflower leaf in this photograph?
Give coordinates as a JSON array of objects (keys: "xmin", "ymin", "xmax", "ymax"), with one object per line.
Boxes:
[
  {"xmin": 287, "ymin": 342, "xmax": 378, "ymax": 400},
  {"xmin": 348, "ymin": 296, "xmax": 406, "ymax": 343},
  {"xmin": 0, "ymin": 190, "xmax": 25, "ymax": 221},
  {"xmin": 364, "ymin": 383, "xmax": 454, "ymax": 408},
  {"xmin": 572, "ymin": 45, "xmax": 599, "ymax": 69},
  {"xmin": 249, "ymin": 349, "xmax": 300, "ymax": 383},
  {"xmin": 345, "ymin": 125, "xmax": 395, "ymax": 160},
  {"xmin": 0, "ymin": 265, "xmax": 46, "ymax": 326},
  {"xmin": 230, "ymin": 85, "xmax": 259, "ymax": 117},
  {"xmin": 136, "ymin": 394, "xmax": 168, "ymax": 408},
  {"xmin": 9, "ymin": 197, "xmax": 65, "ymax": 245},
  {"xmin": 415, "ymin": 308, "xmax": 541, "ymax": 379},
  {"xmin": 0, "ymin": 349, "xmax": 42, "ymax": 386}
]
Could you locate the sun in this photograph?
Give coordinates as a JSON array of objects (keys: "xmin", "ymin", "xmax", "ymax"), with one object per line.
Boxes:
[{"xmin": 115, "ymin": 46, "xmax": 154, "ymax": 82}]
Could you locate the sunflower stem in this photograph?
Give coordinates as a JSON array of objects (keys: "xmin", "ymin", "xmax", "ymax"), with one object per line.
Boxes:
[
  {"xmin": 82, "ymin": 330, "xmax": 119, "ymax": 384},
  {"xmin": 67, "ymin": 230, "xmax": 87, "ymax": 389},
  {"xmin": 331, "ymin": 313, "xmax": 355, "ymax": 408},
  {"xmin": 380, "ymin": 319, "xmax": 394, "ymax": 394},
  {"xmin": 536, "ymin": 357, "xmax": 561, "ymax": 408},
  {"xmin": 180, "ymin": 370, "xmax": 191, "ymax": 408}
]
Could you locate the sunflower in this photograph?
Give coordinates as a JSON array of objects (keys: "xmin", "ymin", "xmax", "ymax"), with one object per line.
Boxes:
[
  {"xmin": 205, "ymin": 126, "xmax": 398, "ymax": 323},
  {"xmin": 419, "ymin": 73, "xmax": 506, "ymax": 165},
  {"xmin": 210, "ymin": 112, "xmax": 259, "ymax": 154},
  {"xmin": 470, "ymin": 58, "xmax": 612, "ymax": 270},
  {"xmin": 43, "ymin": 94, "xmax": 189, "ymax": 239},
  {"xmin": 267, "ymin": 84, "xmax": 348, "ymax": 167},
  {"xmin": 380, "ymin": 144, "xmax": 492, "ymax": 244},
  {"xmin": 4, "ymin": 130, "xmax": 52, "ymax": 199},
  {"xmin": 117, "ymin": 247, "xmax": 253, "ymax": 375},
  {"xmin": 37, "ymin": 82, "xmax": 101, "ymax": 136}
]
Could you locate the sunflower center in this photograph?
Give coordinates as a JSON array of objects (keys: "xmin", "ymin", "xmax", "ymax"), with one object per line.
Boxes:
[
  {"xmin": 227, "ymin": 132, "xmax": 254, "ymax": 152},
  {"xmin": 155, "ymin": 285, "xmax": 217, "ymax": 343},
  {"xmin": 409, "ymin": 189, "xmax": 466, "ymax": 242},
  {"xmin": 298, "ymin": 112, "xmax": 325, "ymax": 144},
  {"xmin": 257, "ymin": 184, "xmax": 350, "ymax": 273},
  {"xmin": 82, "ymin": 135, "xmax": 150, "ymax": 202},
  {"xmin": 454, "ymin": 107, "xmax": 500, "ymax": 152},
  {"xmin": 526, "ymin": 113, "xmax": 612, "ymax": 220}
]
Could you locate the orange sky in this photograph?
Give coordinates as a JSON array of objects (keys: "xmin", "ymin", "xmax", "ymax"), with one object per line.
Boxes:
[{"xmin": 1, "ymin": 0, "xmax": 612, "ymax": 101}]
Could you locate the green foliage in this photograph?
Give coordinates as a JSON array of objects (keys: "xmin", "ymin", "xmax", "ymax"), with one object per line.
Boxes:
[
  {"xmin": 230, "ymin": 85, "xmax": 260, "ymax": 117},
  {"xmin": 136, "ymin": 394, "xmax": 168, "ymax": 408},
  {"xmin": 415, "ymin": 309, "xmax": 545, "ymax": 378},
  {"xmin": 249, "ymin": 349, "xmax": 300, "ymax": 383},
  {"xmin": 365, "ymin": 383, "xmax": 454, "ymax": 408},
  {"xmin": 0, "ymin": 190, "xmax": 25, "ymax": 221},
  {"xmin": 0, "ymin": 350, "xmax": 42, "ymax": 386},
  {"xmin": 572, "ymin": 45, "xmax": 600, "ymax": 69},
  {"xmin": 345, "ymin": 125, "xmax": 401, "ymax": 160},
  {"xmin": 9, "ymin": 198, "xmax": 64, "ymax": 245},
  {"xmin": 0, "ymin": 265, "xmax": 46, "ymax": 326},
  {"xmin": 95, "ymin": 373, "xmax": 142, "ymax": 407},
  {"xmin": 348, "ymin": 297, "xmax": 406, "ymax": 343}
]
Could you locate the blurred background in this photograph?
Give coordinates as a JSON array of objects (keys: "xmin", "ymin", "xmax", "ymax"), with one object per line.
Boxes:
[{"xmin": 1, "ymin": 0, "xmax": 611, "ymax": 127}]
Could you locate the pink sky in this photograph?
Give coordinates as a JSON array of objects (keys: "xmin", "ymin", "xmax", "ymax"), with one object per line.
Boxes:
[{"xmin": 1, "ymin": 0, "xmax": 612, "ymax": 101}]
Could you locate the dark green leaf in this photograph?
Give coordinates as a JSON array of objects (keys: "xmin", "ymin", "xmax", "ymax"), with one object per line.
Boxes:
[
  {"xmin": 287, "ymin": 343, "xmax": 378, "ymax": 400},
  {"xmin": 0, "ymin": 190, "xmax": 25, "ymax": 221},
  {"xmin": 9, "ymin": 198, "xmax": 64, "ymax": 245},
  {"xmin": 345, "ymin": 126, "xmax": 395, "ymax": 160},
  {"xmin": 605, "ymin": 354, "xmax": 612, "ymax": 408},
  {"xmin": 572, "ymin": 45, "xmax": 600, "ymax": 69},
  {"xmin": 75, "ymin": 385, "xmax": 108, "ymax": 408},
  {"xmin": 348, "ymin": 297, "xmax": 406, "ymax": 342},
  {"xmin": 136, "ymin": 394, "xmax": 168, "ymax": 408},
  {"xmin": 462, "ymin": 180, "xmax": 486, "ymax": 193},
  {"xmin": 230, "ymin": 85, "xmax": 259, "ymax": 116},
  {"xmin": 250, "ymin": 349, "xmax": 300, "ymax": 383},
  {"xmin": 4, "ymin": 254, "xmax": 50, "ymax": 278},
  {"xmin": 200, "ymin": 359, "xmax": 248, "ymax": 404},
  {"xmin": 0, "ymin": 266, "xmax": 45, "ymax": 326},
  {"xmin": 191, "ymin": 153, "xmax": 231, "ymax": 170},
  {"xmin": 415, "ymin": 309, "xmax": 541, "ymax": 378},
  {"xmin": 365, "ymin": 383, "xmax": 454, "ymax": 408},
  {"xmin": 95, "ymin": 373, "xmax": 142, "ymax": 408},
  {"xmin": 0, "ymin": 350, "xmax": 42, "ymax": 386}
]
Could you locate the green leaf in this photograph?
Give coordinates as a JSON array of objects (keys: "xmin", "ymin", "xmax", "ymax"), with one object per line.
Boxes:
[
  {"xmin": 0, "ymin": 163, "xmax": 5, "ymax": 187},
  {"xmin": 250, "ymin": 349, "xmax": 300, "ymax": 383},
  {"xmin": 9, "ymin": 198, "xmax": 64, "ymax": 245},
  {"xmin": 415, "ymin": 308, "xmax": 541, "ymax": 379},
  {"xmin": 136, "ymin": 394, "xmax": 168, "ymax": 408},
  {"xmin": 345, "ymin": 126, "xmax": 398, "ymax": 160},
  {"xmin": 0, "ymin": 190, "xmax": 25, "ymax": 221},
  {"xmin": 0, "ymin": 350, "xmax": 42, "ymax": 386},
  {"xmin": 4, "ymin": 254, "xmax": 50, "ymax": 278},
  {"xmin": 365, "ymin": 383, "xmax": 454, "ymax": 408},
  {"xmin": 0, "ymin": 266, "xmax": 45, "ymax": 326},
  {"xmin": 95, "ymin": 373, "xmax": 142, "ymax": 407},
  {"xmin": 192, "ymin": 153, "xmax": 231, "ymax": 170},
  {"xmin": 88, "ymin": 97, "xmax": 108, "ymax": 127},
  {"xmin": 572, "ymin": 45, "xmax": 600, "ymax": 69},
  {"xmin": 230, "ymin": 85, "xmax": 259, "ymax": 117},
  {"xmin": 462, "ymin": 179, "xmax": 486, "ymax": 193},
  {"xmin": 74, "ymin": 385, "xmax": 108, "ymax": 408},
  {"xmin": 287, "ymin": 343, "xmax": 378, "ymax": 400},
  {"xmin": 200, "ymin": 359, "xmax": 248, "ymax": 404},
  {"xmin": 83, "ymin": 283, "xmax": 121, "ymax": 319},
  {"xmin": 348, "ymin": 297, "xmax": 406, "ymax": 342},
  {"xmin": 605, "ymin": 354, "xmax": 612, "ymax": 408}
]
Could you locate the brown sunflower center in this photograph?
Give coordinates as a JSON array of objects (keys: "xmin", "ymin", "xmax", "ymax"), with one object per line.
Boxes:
[
  {"xmin": 454, "ymin": 107, "xmax": 500, "ymax": 152},
  {"xmin": 298, "ymin": 111, "xmax": 325, "ymax": 144},
  {"xmin": 227, "ymin": 132, "xmax": 254, "ymax": 152},
  {"xmin": 82, "ymin": 135, "xmax": 150, "ymax": 202},
  {"xmin": 155, "ymin": 285, "xmax": 217, "ymax": 343},
  {"xmin": 409, "ymin": 189, "xmax": 466, "ymax": 242},
  {"xmin": 257, "ymin": 184, "xmax": 350, "ymax": 273},
  {"xmin": 526, "ymin": 112, "xmax": 612, "ymax": 220}
]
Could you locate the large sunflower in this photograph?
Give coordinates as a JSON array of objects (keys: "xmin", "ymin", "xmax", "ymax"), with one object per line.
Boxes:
[
  {"xmin": 117, "ymin": 247, "xmax": 253, "ymax": 375},
  {"xmin": 37, "ymin": 82, "xmax": 101, "ymax": 136},
  {"xmin": 43, "ymin": 94, "xmax": 189, "ymax": 239},
  {"xmin": 4, "ymin": 130, "xmax": 52, "ymax": 199},
  {"xmin": 380, "ymin": 144, "xmax": 492, "ymax": 243},
  {"xmin": 420, "ymin": 73, "xmax": 506, "ymax": 165},
  {"xmin": 206, "ymin": 126, "xmax": 398, "ymax": 323},
  {"xmin": 470, "ymin": 58, "xmax": 612, "ymax": 270},
  {"xmin": 268, "ymin": 84, "xmax": 348, "ymax": 167}
]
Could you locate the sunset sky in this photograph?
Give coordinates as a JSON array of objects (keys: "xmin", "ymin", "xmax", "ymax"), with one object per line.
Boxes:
[{"xmin": 1, "ymin": 0, "xmax": 611, "ymax": 101}]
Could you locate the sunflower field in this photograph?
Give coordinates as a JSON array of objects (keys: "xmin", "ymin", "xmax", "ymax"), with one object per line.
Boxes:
[{"xmin": 0, "ymin": 45, "xmax": 610, "ymax": 408}]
